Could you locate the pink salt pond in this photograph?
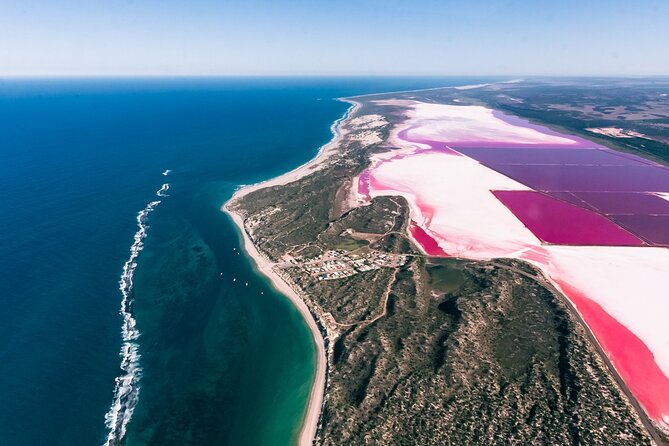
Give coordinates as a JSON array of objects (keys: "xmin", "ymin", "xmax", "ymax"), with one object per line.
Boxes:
[
  {"xmin": 493, "ymin": 190, "xmax": 645, "ymax": 246},
  {"xmin": 609, "ymin": 215, "xmax": 669, "ymax": 246},
  {"xmin": 360, "ymin": 100, "xmax": 669, "ymax": 429},
  {"xmin": 567, "ymin": 191, "xmax": 669, "ymax": 215},
  {"xmin": 456, "ymin": 147, "xmax": 652, "ymax": 167},
  {"xmin": 487, "ymin": 164, "xmax": 669, "ymax": 193}
]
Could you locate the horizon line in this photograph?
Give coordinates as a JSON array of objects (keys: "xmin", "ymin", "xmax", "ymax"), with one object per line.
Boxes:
[{"xmin": 1, "ymin": 74, "xmax": 669, "ymax": 79}]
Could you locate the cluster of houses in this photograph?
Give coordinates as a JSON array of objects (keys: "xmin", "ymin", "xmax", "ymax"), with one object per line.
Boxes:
[{"xmin": 299, "ymin": 250, "xmax": 409, "ymax": 281}]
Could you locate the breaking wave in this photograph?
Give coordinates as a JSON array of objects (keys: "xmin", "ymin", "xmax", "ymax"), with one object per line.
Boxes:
[
  {"xmin": 156, "ymin": 183, "xmax": 169, "ymax": 197},
  {"xmin": 102, "ymin": 181, "xmax": 169, "ymax": 446}
]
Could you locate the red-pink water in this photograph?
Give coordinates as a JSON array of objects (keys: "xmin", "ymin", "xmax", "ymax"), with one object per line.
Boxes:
[
  {"xmin": 556, "ymin": 280, "xmax": 669, "ymax": 423},
  {"xmin": 409, "ymin": 223, "xmax": 448, "ymax": 256}
]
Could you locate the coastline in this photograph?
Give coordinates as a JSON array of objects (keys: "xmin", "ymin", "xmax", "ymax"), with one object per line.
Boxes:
[
  {"xmin": 230, "ymin": 99, "xmax": 360, "ymax": 197},
  {"xmin": 222, "ymin": 99, "xmax": 359, "ymax": 446},
  {"xmin": 218, "ymin": 82, "xmax": 669, "ymax": 443}
]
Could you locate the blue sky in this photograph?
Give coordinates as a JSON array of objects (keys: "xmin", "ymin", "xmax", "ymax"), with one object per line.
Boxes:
[{"xmin": 1, "ymin": 0, "xmax": 668, "ymax": 76}]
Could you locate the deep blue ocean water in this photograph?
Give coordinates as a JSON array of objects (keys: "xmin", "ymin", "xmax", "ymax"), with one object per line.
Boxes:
[{"xmin": 0, "ymin": 77, "xmax": 502, "ymax": 445}]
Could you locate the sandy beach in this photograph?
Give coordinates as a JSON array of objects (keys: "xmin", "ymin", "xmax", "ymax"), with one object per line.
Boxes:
[
  {"xmin": 222, "ymin": 99, "xmax": 359, "ymax": 446},
  {"xmin": 229, "ymin": 99, "xmax": 360, "ymax": 197}
]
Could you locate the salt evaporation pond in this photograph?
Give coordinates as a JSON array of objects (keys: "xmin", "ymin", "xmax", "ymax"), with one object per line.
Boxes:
[
  {"xmin": 356, "ymin": 101, "xmax": 669, "ymax": 430},
  {"xmin": 492, "ymin": 190, "xmax": 644, "ymax": 246}
]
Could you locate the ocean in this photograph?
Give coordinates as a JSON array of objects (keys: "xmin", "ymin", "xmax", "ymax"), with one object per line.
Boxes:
[{"xmin": 0, "ymin": 77, "xmax": 502, "ymax": 445}]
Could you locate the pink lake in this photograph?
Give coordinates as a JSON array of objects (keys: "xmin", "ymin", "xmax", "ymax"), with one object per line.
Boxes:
[{"xmin": 357, "ymin": 100, "xmax": 669, "ymax": 431}]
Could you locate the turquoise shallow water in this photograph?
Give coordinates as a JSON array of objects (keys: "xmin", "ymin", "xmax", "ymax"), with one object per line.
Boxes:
[{"xmin": 0, "ymin": 77, "xmax": 503, "ymax": 445}]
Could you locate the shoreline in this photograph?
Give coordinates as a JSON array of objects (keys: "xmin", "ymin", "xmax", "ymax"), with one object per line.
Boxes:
[
  {"xmin": 223, "ymin": 207, "xmax": 326, "ymax": 446},
  {"xmin": 222, "ymin": 99, "xmax": 360, "ymax": 446},
  {"xmin": 230, "ymin": 99, "xmax": 359, "ymax": 197}
]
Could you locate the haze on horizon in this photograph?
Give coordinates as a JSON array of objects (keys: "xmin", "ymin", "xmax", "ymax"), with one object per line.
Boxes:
[{"xmin": 1, "ymin": 0, "xmax": 668, "ymax": 77}]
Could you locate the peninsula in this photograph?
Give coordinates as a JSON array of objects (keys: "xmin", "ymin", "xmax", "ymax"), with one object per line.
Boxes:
[{"xmin": 225, "ymin": 78, "xmax": 669, "ymax": 445}]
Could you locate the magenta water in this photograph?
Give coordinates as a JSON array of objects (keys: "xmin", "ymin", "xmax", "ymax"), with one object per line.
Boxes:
[
  {"xmin": 456, "ymin": 147, "xmax": 651, "ymax": 166},
  {"xmin": 609, "ymin": 215, "xmax": 669, "ymax": 246},
  {"xmin": 486, "ymin": 164, "xmax": 669, "ymax": 192},
  {"xmin": 569, "ymin": 191, "xmax": 669, "ymax": 215},
  {"xmin": 493, "ymin": 190, "xmax": 644, "ymax": 246},
  {"xmin": 544, "ymin": 191, "xmax": 601, "ymax": 211},
  {"xmin": 361, "ymin": 104, "xmax": 669, "ymax": 248}
]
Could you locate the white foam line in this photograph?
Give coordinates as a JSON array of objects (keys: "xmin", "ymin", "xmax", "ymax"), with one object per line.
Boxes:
[
  {"xmin": 156, "ymin": 183, "xmax": 169, "ymax": 197},
  {"xmin": 102, "ymin": 181, "xmax": 170, "ymax": 446}
]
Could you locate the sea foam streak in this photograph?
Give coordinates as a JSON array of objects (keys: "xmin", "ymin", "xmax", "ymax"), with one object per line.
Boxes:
[
  {"xmin": 156, "ymin": 183, "xmax": 169, "ymax": 197},
  {"xmin": 102, "ymin": 182, "xmax": 169, "ymax": 446}
]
